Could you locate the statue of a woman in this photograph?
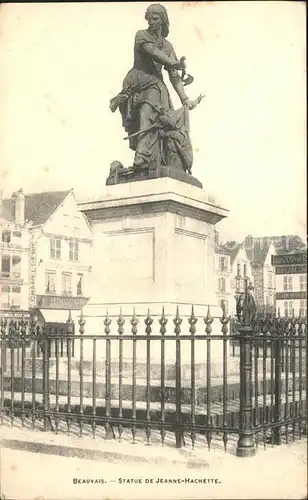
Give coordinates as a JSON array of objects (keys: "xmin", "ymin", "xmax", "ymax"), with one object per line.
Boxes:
[{"xmin": 110, "ymin": 4, "xmax": 198, "ymax": 174}]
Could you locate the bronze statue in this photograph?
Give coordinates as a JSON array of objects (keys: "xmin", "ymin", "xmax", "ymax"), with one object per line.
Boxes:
[{"xmin": 109, "ymin": 3, "xmax": 204, "ymax": 184}]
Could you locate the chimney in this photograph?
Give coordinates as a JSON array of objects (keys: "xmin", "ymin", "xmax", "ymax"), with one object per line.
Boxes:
[
  {"xmin": 12, "ymin": 188, "xmax": 25, "ymax": 226},
  {"xmin": 214, "ymin": 229, "xmax": 219, "ymax": 245}
]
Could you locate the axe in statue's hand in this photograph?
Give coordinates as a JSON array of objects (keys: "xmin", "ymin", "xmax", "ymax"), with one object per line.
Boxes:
[{"xmin": 179, "ymin": 56, "xmax": 194, "ymax": 87}]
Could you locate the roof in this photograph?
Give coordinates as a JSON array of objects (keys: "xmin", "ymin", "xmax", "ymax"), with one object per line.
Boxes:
[
  {"xmin": 0, "ymin": 199, "xmax": 15, "ymax": 223},
  {"xmin": 243, "ymin": 235, "xmax": 306, "ymax": 266},
  {"xmin": 0, "ymin": 190, "xmax": 71, "ymax": 226},
  {"xmin": 215, "ymin": 243, "xmax": 233, "ymax": 256},
  {"xmin": 220, "ymin": 241, "xmax": 242, "ymax": 264},
  {"xmin": 288, "ymin": 247, "xmax": 307, "ymax": 255},
  {"xmin": 244, "ymin": 236, "xmax": 271, "ymax": 265},
  {"xmin": 269, "ymin": 235, "xmax": 306, "ymax": 255},
  {"xmin": 23, "ymin": 190, "xmax": 71, "ymax": 226}
]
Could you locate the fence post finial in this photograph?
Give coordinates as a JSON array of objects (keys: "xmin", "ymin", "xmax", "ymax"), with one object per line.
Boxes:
[
  {"xmin": 204, "ymin": 305, "xmax": 214, "ymax": 334},
  {"xmin": 188, "ymin": 305, "xmax": 197, "ymax": 335},
  {"xmin": 159, "ymin": 306, "xmax": 168, "ymax": 334},
  {"xmin": 67, "ymin": 309, "xmax": 72, "ymax": 323},
  {"xmin": 145, "ymin": 309, "xmax": 153, "ymax": 336},
  {"xmin": 104, "ymin": 310, "xmax": 112, "ymax": 334},
  {"xmin": 236, "ymin": 278, "xmax": 257, "ymax": 327},
  {"xmin": 130, "ymin": 309, "xmax": 138, "ymax": 335}
]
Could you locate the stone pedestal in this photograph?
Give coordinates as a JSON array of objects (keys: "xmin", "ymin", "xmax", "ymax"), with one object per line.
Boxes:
[
  {"xmin": 78, "ymin": 177, "xmax": 229, "ymax": 362},
  {"xmin": 80, "ymin": 177, "xmax": 228, "ymax": 307}
]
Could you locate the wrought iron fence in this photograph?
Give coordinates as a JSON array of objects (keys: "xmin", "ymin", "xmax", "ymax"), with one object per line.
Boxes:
[{"xmin": 0, "ymin": 307, "xmax": 306, "ymax": 457}]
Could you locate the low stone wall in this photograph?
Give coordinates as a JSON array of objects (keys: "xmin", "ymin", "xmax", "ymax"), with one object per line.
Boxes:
[{"xmin": 5, "ymin": 356, "xmax": 273, "ymax": 380}]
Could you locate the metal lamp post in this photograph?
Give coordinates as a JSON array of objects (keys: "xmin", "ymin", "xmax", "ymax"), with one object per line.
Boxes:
[{"xmin": 236, "ymin": 276, "xmax": 257, "ymax": 457}]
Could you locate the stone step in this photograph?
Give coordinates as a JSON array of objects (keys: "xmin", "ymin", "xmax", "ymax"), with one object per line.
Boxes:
[
  {"xmin": 3, "ymin": 374, "xmax": 304, "ymax": 406},
  {"xmin": 4, "ymin": 357, "xmax": 276, "ymax": 380}
]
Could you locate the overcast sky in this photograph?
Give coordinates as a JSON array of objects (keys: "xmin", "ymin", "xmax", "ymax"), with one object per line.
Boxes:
[{"xmin": 0, "ymin": 2, "xmax": 306, "ymax": 242}]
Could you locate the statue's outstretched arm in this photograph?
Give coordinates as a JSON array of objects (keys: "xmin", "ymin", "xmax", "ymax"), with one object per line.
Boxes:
[
  {"xmin": 168, "ymin": 70, "xmax": 189, "ymax": 105},
  {"xmin": 142, "ymin": 43, "xmax": 183, "ymax": 70}
]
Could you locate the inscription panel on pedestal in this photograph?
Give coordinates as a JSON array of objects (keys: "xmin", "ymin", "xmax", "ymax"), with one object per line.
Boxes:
[
  {"xmin": 104, "ymin": 227, "xmax": 155, "ymax": 282},
  {"xmin": 174, "ymin": 228, "xmax": 207, "ymax": 301}
]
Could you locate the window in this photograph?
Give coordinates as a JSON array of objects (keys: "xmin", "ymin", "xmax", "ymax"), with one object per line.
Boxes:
[
  {"xmin": 283, "ymin": 275, "xmax": 292, "ymax": 291},
  {"xmin": 0, "ymin": 256, "xmax": 21, "ymax": 278},
  {"xmin": 77, "ymin": 274, "xmax": 83, "ymax": 296},
  {"xmin": 300, "ymin": 275, "xmax": 307, "ymax": 291},
  {"xmin": 219, "ymin": 257, "xmax": 227, "ymax": 271},
  {"xmin": 284, "ymin": 300, "xmax": 294, "ymax": 317},
  {"xmin": 50, "ymin": 238, "xmax": 61, "ymax": 259},
  {"xmin": 244, "ymin": 264, "xmax": 247, "ymax": 277},
  {"xmin": 12, "ymin": 256, "xmax": 21, "ymax": 278},
  {"xmin": 2, "ymin": 231, "xmax": 11, "ymax": 243},
  {"xmin": 13, "ymin": 231, "xmax": 21, "ymax": 238},
  {"xmin": 284, "ymin": 301, "xmax": 288, "ymax": 316},
  {"xmin": 2, "ymin": 285, "xmax": 10, "ymax": 308},
  {"xmin": 1, "ymin": 256, "xmax": 10, "ymax": 277},
  {"xmin": 45, "ymin": 271, "xmax": 56, "ymax": 294},
  {"xmin": 69, "ymin": 239, "xmax": 79, "ymax": 261},
  {"xmin": 219, "ymin": 277, "xmax": 226, "ymax": 293},
  {"xmin": 235, "ymin": 277, "xmax": 241, "ymax": 293},
  {"xmin": 0, "ymin": 285, "xmax": 20, "ymax": 309},
  {"xmin": 300, "ymin": 300, "xmax": 307, "ymax": 317},
  {"xmin": 220, "ymin": 299, "xmax": 228, "ymax": 313},
  {"xmin": 11, "ymin": 286, "xmax": 21, "ymax": 309},
  {"xmin": 237, "ymin": 263, "xmax": 241, "ymax": 276},
  {"xmin": 62, "ymin": 272, "xmax": 72, "ymax": 295}
]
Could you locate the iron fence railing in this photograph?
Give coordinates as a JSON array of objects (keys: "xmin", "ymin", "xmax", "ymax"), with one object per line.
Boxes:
[{"xmin": 0, "ymin": 307, "xmax": 307, "ymax": 457}]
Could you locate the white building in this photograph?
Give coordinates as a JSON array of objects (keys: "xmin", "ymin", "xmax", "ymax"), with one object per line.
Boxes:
[
  {"xmin": 215, "ymin": 234, "xmax": 253, "ymax": 315},
  {"xmin": 27, "ymin": 189, "xmax": 92, "ymax": 322},
  {"xmin": 244, "ymin": 235, "xmax": 306, "ymax": 314},
  {"xmin": 0, "ymin": 190, "xmax": 31, "ymax": 312},
  {"xmin": 1, "ymin": 189, "xmax": 92, "ymax": 323},
  {"xmin": 215, "ymin": 243, "xmax": 232, "ymax": 314}
]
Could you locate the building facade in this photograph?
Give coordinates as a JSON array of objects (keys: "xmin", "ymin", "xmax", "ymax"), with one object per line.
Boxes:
[
  {"xmin": 215, "ymin": 235, "xmax": 253, "ymax": 315},
  {"xmin": 215, "ymin": 244, "xmax": 232, "ymax": 314},
  {"xmin": 1, "ymin": 189, "xmax": 92, "ymax": 322},
  {"xmin": 244, "ymin": 235, "xmax": 306, "ymax": 313},
  {"xmin": 245, "ymin": 238, "xmax": 277, "ymax": 312},
  {"xmin": 272, "ymin": 251, "xmax": 307, "ymax": 317},
  {"xmin": 0, "ymin": 190, "xmax": 31, "ymax": 312},
  {"xmin": 28, "ymin": 190, "xmax": 92, "ymax": 322}
]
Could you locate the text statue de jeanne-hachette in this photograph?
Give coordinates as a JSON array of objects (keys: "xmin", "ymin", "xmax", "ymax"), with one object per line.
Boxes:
[{"xmin": 107, "ymin": 3, "xmax": 205, "ymax": 187}]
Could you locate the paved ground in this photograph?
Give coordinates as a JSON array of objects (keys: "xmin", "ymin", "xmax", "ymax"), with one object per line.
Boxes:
[{"xmin": 0, "ymin": 423, "xmax": 307, "ymax": 500}]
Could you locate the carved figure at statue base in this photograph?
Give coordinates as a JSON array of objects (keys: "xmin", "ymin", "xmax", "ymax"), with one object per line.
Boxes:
[{"xmin": 108, "ymin": 3, "xmax": 204, "ymax": 186}]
